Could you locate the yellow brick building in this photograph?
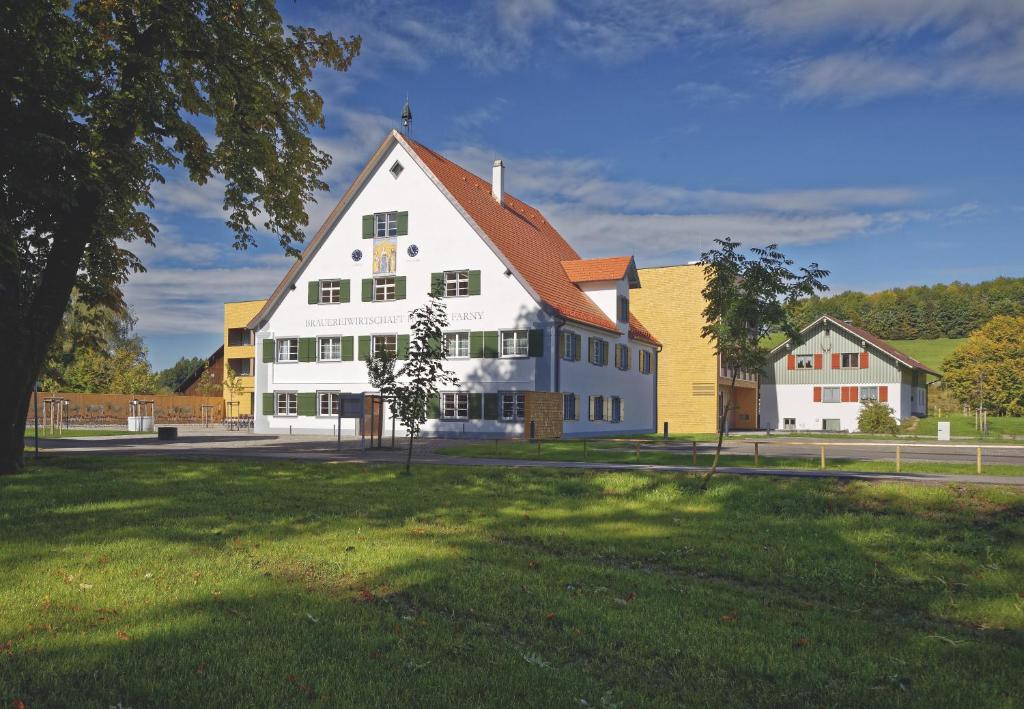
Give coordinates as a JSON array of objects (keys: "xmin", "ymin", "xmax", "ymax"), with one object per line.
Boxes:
[
  {"xmin": 631, "ymin": 264, "xmax": 758, "ymax": 434},
  {"xmin": 223, "ymin": 299, "xmax": 266, "ymax": 417}
]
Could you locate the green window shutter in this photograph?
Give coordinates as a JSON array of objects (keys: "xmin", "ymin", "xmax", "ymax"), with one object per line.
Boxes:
[
  {"xmin": 395, "ymin": 276, "xmax": 407, "ymax": 300},
  {"xmin": 262, "ymin": 339, "xmax": 275, "ymax": 363},
  {"xmin": 308, "ymin": 281, "xmax": 319, "ymax": 304},
  {"xmin": 397, "ymin": 334, "xmax": 410, "ymax": 359},
  {"xmin": 574, "ymin": 334, "xmax": 582, "ymax": 361},
  {"xmin": 528, "ymin": 329, "xmax": 544, "ymax": 357},
  {"xmin": 341, "ymin": 336, "xmax": 354, "ymax": 361},
  {"xmin": 484, "ymin": 393, "xmax": 499, "ymax": 420},
  {"xmin": 483, "ymin": 331, "xmax": 499, "ymax": 358},
  {"xmin": 431, "ymin": 272, "xmax": 443, "ymax": 296},
  {"xmin": 426, "ymin": 393, "xmax": 440, "ymax": 419},
  {"xmin": 468, "ymin": 270, "xmax": 481, "ymax": 296},
  {"xmin": 262, "ymin": 393, "xmax": 275, "ymax": 415},
  {"xmin": 362, "ymin": 214, "xmax": 375, "ymax": 238},
  {"xmin": 340, "ymin": 279, "xmax": 351, "ymax": 303},
  {"xmin": 299, "ymin": 337, "xmax": 316, "ymax": 362},
  {"xmin": 361, "ymin": 278, "xmax": 373, "ymax": 302},
  {"xmin": 588, "ymin": 337, "xmax": 595, "ymax": 364},
  {"xmin": 468, "ymin": 393, "xmax": 483, "ymax": 420},
  {"xmin": 297, "ymin": 392, "xmax": 316, "ymax": 417},
  {"xmin": 470, "ymin": 331, "xmax": 484, "ymax": 358},
  {"xmin": 357, "ymin": 335, "xmax": 371, "ymax": 361},
  {"xmin": 396, "ymin": 211, "xmax": 409, "ymax": 236}
]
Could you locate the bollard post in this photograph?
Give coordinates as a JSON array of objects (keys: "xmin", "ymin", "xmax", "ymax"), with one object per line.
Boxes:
[
  {"xmin": 754, "ymin": 442, "xmax": 759, "ymax": 467},
  {"xmin": 663, "ymin": 421, "xmax": 668, "ymax": 439},
  {"xmin": 692, "ymin": 441, "xmax": 697, "ymax": 465},
  {"xmin": 820, "ymin": 445, "xmax": 825, "ymax": 470},
  {"xmin": 976, "ymin": 447, "xmax": 982, "ymax": 474},
  {"xmin": 896, "ymin": 445, "xmax": 901, "ymax": 473}
]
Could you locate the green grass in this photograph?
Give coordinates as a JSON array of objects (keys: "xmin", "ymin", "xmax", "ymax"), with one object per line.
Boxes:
[
  {"xmin": 438, "ymin": 440, "xmax": 1024, "ymax": 476},
  {"xmin": 24, "ymin": 427, "xmax": 148, "ymax": 439},
  {"xmin": 903, "ymin": 413, "xmax": 1024, "ymax": 440},
  {"xmin": 2, "ymin": 457, "xmax": 1022, "ymax": 707},
  {"xmin": 886, "ymin": 338, "xmax": 965, "ymax": 374}
]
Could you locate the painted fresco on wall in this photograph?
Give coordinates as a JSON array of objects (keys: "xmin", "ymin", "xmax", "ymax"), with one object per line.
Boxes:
[{"xmin": 373, "ymin": 237, "xmax": 396, "ymax": 275}]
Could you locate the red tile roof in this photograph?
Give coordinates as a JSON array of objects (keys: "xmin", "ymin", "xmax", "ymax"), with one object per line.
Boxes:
[
  {"xmin": 838, "ymin": 319, "xmax": 941, "ymax": 376},
  {"xmin": 562, "ymin": 256, "xmax": 634, "ymax": 284},
  {"xmin": 404, "ymin": 137, "xmax": 659, "ymax": 346}
]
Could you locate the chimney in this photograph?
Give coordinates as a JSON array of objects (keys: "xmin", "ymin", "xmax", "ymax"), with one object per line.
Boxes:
[{"xmin": 492, "ymin": 159, "xmax": 504, "ymax": 206}]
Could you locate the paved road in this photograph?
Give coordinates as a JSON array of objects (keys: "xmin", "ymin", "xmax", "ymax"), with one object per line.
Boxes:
[{"xmin": 31, "ymin": 431, "xmax": 1024, "ymax": 487}]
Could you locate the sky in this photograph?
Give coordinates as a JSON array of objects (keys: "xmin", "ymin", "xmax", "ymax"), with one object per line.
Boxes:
[{"xmin": 129, "ymin": 0, "xmax": 1024, "ymax": 370}]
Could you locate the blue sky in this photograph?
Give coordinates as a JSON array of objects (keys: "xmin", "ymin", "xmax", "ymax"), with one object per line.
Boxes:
[{"xmin": 130, "ymin": 0, "xmax": 1024, "ymax": 370}]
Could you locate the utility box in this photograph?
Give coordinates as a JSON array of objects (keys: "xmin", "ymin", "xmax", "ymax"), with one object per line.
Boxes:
[{"xmin": 937, "ymin": 421, "xmax": 951, "ymax": 441}]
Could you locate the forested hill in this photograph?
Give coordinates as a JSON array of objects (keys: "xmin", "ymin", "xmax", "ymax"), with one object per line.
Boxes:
[{"xmin": 787, "ymin": 277, "xmax": 1024, "ymax": 340}]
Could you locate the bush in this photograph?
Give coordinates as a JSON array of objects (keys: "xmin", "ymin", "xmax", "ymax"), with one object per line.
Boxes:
[{"xmin": 858, "ymin": 400, "xmax": 899, "ymax": 434}]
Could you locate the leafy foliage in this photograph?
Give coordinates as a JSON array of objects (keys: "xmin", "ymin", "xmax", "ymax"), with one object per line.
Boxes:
[
  {"xmin": 942, "ymin": 315, "xmax": 1024, "ymax": 416},
  {"xmin": 788, "ymin": 277, "xmax": 1024, "ymax": 340},
  {"xmin": 858, "ymin": 400, "xmax": 899, "ymax": 435},
  {"xmin": 156, "ymin": 357, "xmax": 206, "ymax": 393}
]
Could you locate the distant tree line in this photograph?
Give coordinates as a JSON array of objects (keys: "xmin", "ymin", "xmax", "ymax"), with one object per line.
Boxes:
[{"xmin": 787, "ymin": 277, "xmax": 1024, "ymax": 340}]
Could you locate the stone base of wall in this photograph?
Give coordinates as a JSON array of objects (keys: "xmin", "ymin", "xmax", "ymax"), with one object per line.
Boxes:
[{"xmin": 523, "ymin": 392, "xmax": 563, "ymax": 439}]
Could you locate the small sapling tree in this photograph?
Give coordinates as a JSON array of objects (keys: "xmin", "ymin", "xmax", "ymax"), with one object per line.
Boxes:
[{"xmin": 699, "ymin": 238, "xmax": 829, "ymax": 488}]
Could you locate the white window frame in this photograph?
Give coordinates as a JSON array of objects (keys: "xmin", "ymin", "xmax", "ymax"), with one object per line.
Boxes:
[
  {"xmin": 561, "ymin": 331, "xmax": 578, "ymax": 361},
  {"xmin": 821, "ymin": 387, "xmax": 841, "ymax": 404},
  {"xmin": 444, "ymin": 270, "xmax": 469, "ymax": 298},
  {"xmin": 275, "ymin": 391, "xmax": 297, "ymax": 417},
  {"xmin": 859, "ymin": 386, "xmax": 879, "ymax": 402},
  {"xmin": 372, "ymin": 334, "xmax": 398, "ymax": 358},
  {"xmin": 318, "ymin": 336, "xmax": 341, "ymax": 362},
  {"xmin": 500, "ymin": 329, "xmax": 529, "ymax": 358},
  {"xmin": 840, "ymin": 352, "xmax": 860, "ymax": 368},
  {"xmin": 319, "ymin": 279, "xmax": 342, "ymax": 304},
  {"xmin": 795, "ymin": 354, "xmax": 814, "ymax": 369},
  {"xmin": 375, "ymin": 211, "xmax": 398, "ymax": 238},
  {"xmin": 441, "ymin": 392, "xmax": 469, "ymax": 420},
  {"xmin": 373, "ymin": 276, "xmax": 396, "ymax": 302},
  {"xmin": 500, "ymin": 392, "xmax": 525, "ymax": 421},
  {"xmin": 317, "ymin": 391, "xmax": 340, "ymax": 417},
  {"xmin": 277, "ymin": 338, "xmax": 298, "ymax": 363},
  {"xmin": 444, "ymin": 331, "xmax": 470, "ymax": 359}
]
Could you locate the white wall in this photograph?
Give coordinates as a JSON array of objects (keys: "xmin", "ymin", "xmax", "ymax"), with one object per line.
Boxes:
[{"xmin": 760, "ymin": 383, "xmax": 907, "ymax": 432}]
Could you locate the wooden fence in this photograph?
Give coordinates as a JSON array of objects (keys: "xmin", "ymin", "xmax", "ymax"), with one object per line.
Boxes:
[{"xmin": 25, "ymin": 392, "xmax": 225, "ymax": 425}]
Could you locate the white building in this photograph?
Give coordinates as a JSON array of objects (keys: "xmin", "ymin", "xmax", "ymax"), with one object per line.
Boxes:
[
  {"xmin": 760, "ymin": 315, "xmax": 938, "ymax": 432},
  {"xmin": 247, "ymin": 130, "xmax": 660, "ymax": 437}
]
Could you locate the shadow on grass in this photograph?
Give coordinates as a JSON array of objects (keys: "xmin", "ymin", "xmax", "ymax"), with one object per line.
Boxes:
[{"xmin": 1, "ymin": 456, "xmax": 1022, "ymax": 706}]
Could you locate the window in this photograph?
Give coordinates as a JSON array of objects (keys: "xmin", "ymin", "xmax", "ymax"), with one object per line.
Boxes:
[
  {"xmin": 589, "ymin": 338, "xmax": 609, "ymax": 366},
  {"xmin": 227, "ymin": 327, "xmax": 253, "ymax": 346},
  {"xmin": 840, "ymin": 353, "xmax": 860, "ymax": 368},
  {"xmin": 318, "ymin": 336, "xmax": 341, "ymax": 362},
  {"xmin": 444, "ymin": 332, "xmax": 470, "ymax": 359},
  {"xmin": 617, "ymin": 295, "xmax": 629, "ymax": 322},
  {"xmin": 563, "ymin": 393, "xmax": 576, "ymax": 421},
  {"xmin": 639, "ymin": 349, "xmax": 652, "ymax": 374},
  {"xmin": 500, "ymin": 330, "xmax": 529, "ymax": 357},
  {"xmin": 389, "ymin": 160, "xmax": 404, "ymax": 178},
  {"xmin": 228, "ymin": 357, "xmax": 252, "ymax": 376},
  {"xmin": 319, "ymin": 279, "xmax": 342, "ymax": 304},
  {"xmin": 591, "ymin": 395, "xmax": 605, "ymax": 421},
  {"xmin": 441, "ymin": 392, "xmax": 469, "ymax": 420},
  {"xmin": 275, "ymin": 392, "xmax": 297, "ymax": 416},
  {"xmin": 500, "ymin": 392, "xmax": 525, "ymax": 421},
  {"xmin": 444, "ymin": 270, "xmax": 469, "ymax": 297},
  {"xmin": 374, "ymin": 277, "xmax": 395, "ymax": 302},
  {"xmin": 795, "ymin": 354, "xmax": 814, "ymax": 369},
  {"xmin": 615, "ymin": 343, "xmax": 630, "ymax": 371},
  {"xmin": 610, "ymin": 396, "xmax": 622, "ymax": 423},
  {"xmin": 375, "ymin": 211, "xmax": 398, "ymax": 237},
  {"xmin": 821, "ymin": 387, "xmax": 841, "ymax": 403},
  {"xmin": 859, "ymin": 386, "xmax": 879, "ymax": 401},
  {"xmin": 277, "ymin": 338, "xmax": 298, "ymax": 362},
  {"xmin": 318, "ymin": 391, "xmax": 339, "ymax": 417},
  {"xmin": 372, "ymin": 335, "xmax": 397, "ymax": 358},
  {"xmin": 823, "ymin": 418, "xmax": 841, "ymax": 432},
  {"xmin": 561, "ymin": 331, "xmax": 579, "ymax": 361},
  {"xmin": 783, "ymin": 418, "xmax": 796, "ymax": 430}
]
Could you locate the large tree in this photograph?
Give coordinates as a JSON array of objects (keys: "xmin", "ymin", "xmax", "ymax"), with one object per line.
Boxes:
[
  {"xmin": 942, "ymin": 315, "xmax": 1024, "ymax": 416},
  {"xmin": 0, "ymin": 1, "xmax": 360, "ymax": 471}
]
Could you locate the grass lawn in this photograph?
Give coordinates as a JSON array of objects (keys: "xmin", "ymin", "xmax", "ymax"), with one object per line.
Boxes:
[
  {"xmin": 886, "ymin": 338, "xmax": 965, "ymax": 375},
  {"xmin": 904, "ymin": 413, "xmax": 1024, "ymax": 440},
  {"xmin": 2, "ymin": 457, "xmax": 1023, "ymax": 706},
  {"xmin": 438, "ymin": 440, "xmax": 1024, "ymax": 477},
  {"xmin": 24, "ymin": 428, "xmax": 148, "ymax": 439}
]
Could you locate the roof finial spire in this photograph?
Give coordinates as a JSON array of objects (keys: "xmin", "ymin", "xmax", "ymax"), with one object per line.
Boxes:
[{"xmin": 401, "ymin": 97, "xmax": 412, "ymax": 136}]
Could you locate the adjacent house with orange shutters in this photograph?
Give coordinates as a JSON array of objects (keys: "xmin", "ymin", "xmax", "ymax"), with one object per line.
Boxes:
[{"xmin": 759, "ymin": 315, "xmax": 939, "ymax": 432}]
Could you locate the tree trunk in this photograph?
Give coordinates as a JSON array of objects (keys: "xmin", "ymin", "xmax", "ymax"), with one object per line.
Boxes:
[
  {"xmin": 404, "ymin": 432, "xmax": 415, "ymax": 476},
  {"xmin": 700, "ymin": 369, "xmax": 739, "ymax": 490}
]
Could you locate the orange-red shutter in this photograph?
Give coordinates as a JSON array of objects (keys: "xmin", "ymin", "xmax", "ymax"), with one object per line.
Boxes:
[
  {"xmin": 787, "ymin": 354, "xmax": 795, "ymax": 370},
  {"xmin": 814, "ymin": 353, "xmax": 822, "ymax": 370},
  {"xmin": 860, "ymin": 352, "xmax": 869, "ymax": 369},
  {"xmin": 879, "ymin": 386, "xmax": 888, "ymax": 402},
  {"xmin": 840, "ymin": 387, "xmax": 849, "ymax": 403},
  {"xmin": 813, "ymin": 386, "xmax": 822, "ymax": 402},
  {"xmin": 832, "ymin": 353, "xmax": 840, "ymax": 369}
]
